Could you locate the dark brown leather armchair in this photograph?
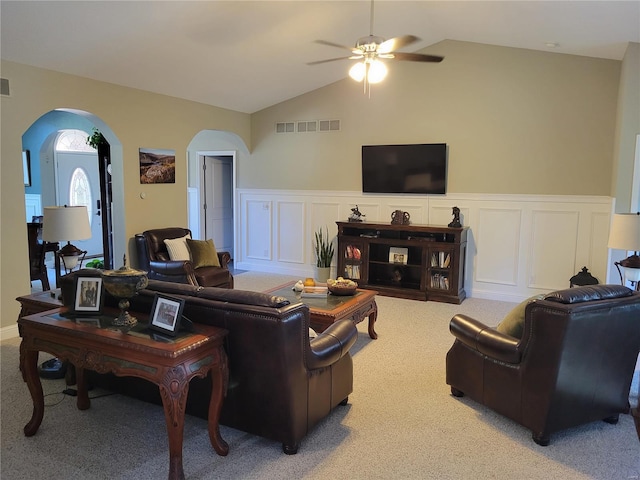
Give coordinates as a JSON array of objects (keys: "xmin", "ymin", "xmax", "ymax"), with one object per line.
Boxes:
[
  {"xmin": 446, "ymin": 285, "xmax": 640, "ymax": 446},
  {"xmin": 135, "ymin": 227, "xmax": 233, "ymax": 288}
]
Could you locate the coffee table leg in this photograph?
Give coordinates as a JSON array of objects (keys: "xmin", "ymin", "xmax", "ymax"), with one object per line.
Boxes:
[
  {"xmin": 367, "ymin": 302, "xmax": 378, "ymax": 340},
  {"xmin": 22, "ymin": 346, "xmax": 44, "ymax": 437},
  {"xmin": 207, "ymin": 360, "xmax": 229, "ymax": 456}
]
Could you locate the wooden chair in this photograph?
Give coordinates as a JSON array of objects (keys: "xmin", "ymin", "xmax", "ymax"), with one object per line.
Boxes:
[{"xmin": 27, "ymin": 222, "xmax": 50, "ymax": 290}]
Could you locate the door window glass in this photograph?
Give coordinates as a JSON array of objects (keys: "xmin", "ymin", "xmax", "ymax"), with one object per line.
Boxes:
[
  {"xmin": 69, "ymin": 167, "xmax": 93, "ymax": 223},
  {"xmin": 56, "ymin": 129, "xmax": 96, "ymax": 153}
]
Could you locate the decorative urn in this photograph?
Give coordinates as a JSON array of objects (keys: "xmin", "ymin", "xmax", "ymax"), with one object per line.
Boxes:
[{"xmin": 101, "ymin": 255, "xmax": 148, "ymax": 326}]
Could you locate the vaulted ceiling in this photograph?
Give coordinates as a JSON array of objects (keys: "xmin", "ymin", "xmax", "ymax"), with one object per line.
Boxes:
[{"xmin": 2, "ymin": 1, "xmax": 638, "ymax": 113}]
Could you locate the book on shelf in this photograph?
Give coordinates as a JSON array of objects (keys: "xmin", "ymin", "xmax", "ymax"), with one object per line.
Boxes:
[
  {"xmin": 443, "ymin": 253, "xmax": 451, "ymax": 268},
  {"xmin": 345, "ymin": 245, "xmax": 361, "ymax": 260}
]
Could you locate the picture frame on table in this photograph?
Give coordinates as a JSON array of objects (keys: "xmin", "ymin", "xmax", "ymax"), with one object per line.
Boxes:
[
  {"xmin": 73, "ymin": 276, "xmax": 104, "ymax": 314},
  {"xmin": 149, "ymin": 293, "xmax": 184, "ymax": 337},
  {"xmin": 389, "ymin": 247, "xmax": 408, "ymax": 265}
]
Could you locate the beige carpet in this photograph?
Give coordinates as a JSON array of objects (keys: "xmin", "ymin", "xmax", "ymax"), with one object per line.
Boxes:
[{"xmin": 2, "ymin": 272, "xmax": 639, "ymax": 479}]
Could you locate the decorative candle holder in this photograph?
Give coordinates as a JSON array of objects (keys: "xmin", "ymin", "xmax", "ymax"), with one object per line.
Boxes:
[{"xmin": 102, "ymin": 255, "xmax": 148, "ymax": 327}]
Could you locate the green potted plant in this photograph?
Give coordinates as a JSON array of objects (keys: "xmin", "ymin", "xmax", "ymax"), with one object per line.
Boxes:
[
  {"xmin": 314, "ymin": 226, "xmax": 334, "ymax": 282},
  {"xmin": 86, "ymin": 128, "xmax": 106, "ymax": 149}
]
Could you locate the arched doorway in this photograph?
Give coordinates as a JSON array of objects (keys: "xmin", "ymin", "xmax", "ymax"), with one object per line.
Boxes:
[{"xmin": 22, "ymin": 109, "xmax": 125, "ymax": 280}]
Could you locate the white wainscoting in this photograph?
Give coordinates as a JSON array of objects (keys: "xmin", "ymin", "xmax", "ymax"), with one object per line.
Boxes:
[
  {"xmin": 25, "ymin": 194, "xmax": 42, "ymax": 222},
  {"xmin": 236, "ymin": 190, "xmax": 613, "ymax": 302}
]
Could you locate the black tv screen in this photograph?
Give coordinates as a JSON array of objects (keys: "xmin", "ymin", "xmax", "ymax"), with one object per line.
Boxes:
[{"xmin": 362, "ymin": 143, "xmax": 447, "ymax": 194}]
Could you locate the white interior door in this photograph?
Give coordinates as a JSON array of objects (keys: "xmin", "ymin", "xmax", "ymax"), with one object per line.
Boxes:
[
  {"xmin": 203, "ymin": 156, "xmax": 233, "ymax": 258},
  {"xmin": 55, "ymin": 151, "xmax": 103, "ymax": 257}
]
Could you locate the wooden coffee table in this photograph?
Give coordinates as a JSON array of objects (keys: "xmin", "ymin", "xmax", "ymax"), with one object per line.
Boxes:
[
  {"xmin": 265, "ymin": 282, "xmax": 378, "ymax": 339},
  {"xmin": 19, "ymin": 307, "xmax": 229, "ymax": 480}
]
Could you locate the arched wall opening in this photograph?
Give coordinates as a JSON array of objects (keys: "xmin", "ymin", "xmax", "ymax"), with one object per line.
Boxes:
[{"xmin": 22, "ymin": 108, "xmax": 126, "ymax": 272}]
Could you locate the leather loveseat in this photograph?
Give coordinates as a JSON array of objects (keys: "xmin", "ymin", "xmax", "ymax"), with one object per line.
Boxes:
[
  {"xmin": 61, "ymin": 275, "xmax": 358, "ymax": 454},
  {"xmin": 135, "ymin": 227, "xmax": 233, "ymax": 288},
  {"xmin": 446, "ymin": 285, "xmax": 640, "ymax": 446}
]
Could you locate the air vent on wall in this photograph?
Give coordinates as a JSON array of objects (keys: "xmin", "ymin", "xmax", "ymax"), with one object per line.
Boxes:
[
  {"xmin": 276, "ymin": 119, "xmax": 340, "ymax": 134},
  {"xmin": 319, "ymin": 119, "xmax": 340, "ymax": 132},
  {"xmin": 275, "ymin": 122, "xmax": 295, "ymax": 134},
  {"xmin": 0, "ymin": 78, "xmax": 9, "ymax": 97},
  {"xmin": 297, "ymin": 121, "xmax": 317, "ymax": 133}
]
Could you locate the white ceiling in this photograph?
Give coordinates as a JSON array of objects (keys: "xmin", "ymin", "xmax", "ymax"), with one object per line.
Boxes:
[{"xmin": 2, "ymin": 1, "xmax": 639, "ymax": 114}]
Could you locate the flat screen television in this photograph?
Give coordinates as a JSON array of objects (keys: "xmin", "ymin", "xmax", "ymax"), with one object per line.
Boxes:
[{"xmin": 361, "ymin": 143, "xmax": 447, "ymax": 194}]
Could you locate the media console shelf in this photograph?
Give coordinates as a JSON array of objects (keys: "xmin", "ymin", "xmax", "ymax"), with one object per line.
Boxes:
[{"xmin": 336, "ymin": 221, "xmax": 468, "ymax": 303}]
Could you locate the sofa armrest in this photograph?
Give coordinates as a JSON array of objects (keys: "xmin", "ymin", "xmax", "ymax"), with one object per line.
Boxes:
[
  {"xmin": 308, "ymin": 319, "xmax": 358, "ymax": 369},
  {"xmin": 450, "ymin": 314, "xmax": 521, "ymax": 364},
  {"xmin": 217, "ymin": 251, "xmax": 232, "ymax": 269}
]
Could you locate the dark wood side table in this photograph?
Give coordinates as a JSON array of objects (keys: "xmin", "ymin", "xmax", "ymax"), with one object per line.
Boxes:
[
  {"xmin": 19, "ymin": 308, "xmax": 229, "ymax": 480},
  {"xmin": 16, "ymin": 289, "xmax": 63, "ymax": 318}
]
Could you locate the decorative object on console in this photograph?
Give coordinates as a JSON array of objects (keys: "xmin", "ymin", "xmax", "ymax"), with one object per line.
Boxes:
[
  {"xmin": 348, "ymin": 205, "xmax": 365, "ymax": 222},
  {"xmin": 448, "ymin": 206, "xmax": 462, "ymax": 228},
  {"xmin": 42, "ymin": 205, "xmax": 91, "ymax": 273},
  {"xmin": 608, "ymin": 212, "xmax": 640, "ymax": 291},
  {"xmin": 101, "ymin": 255, "xmax": 149, "ymax": 326},
  {"xmin": 314, "ymin": 226, "xmax": 334, "ymax": 283},
  {"xmin": 569, "ymin": 267, "xmax": 599, "ymax": 288},
  {"xmin": 391, "ymin": 210, "xmax": 410, "ymax": 225}
]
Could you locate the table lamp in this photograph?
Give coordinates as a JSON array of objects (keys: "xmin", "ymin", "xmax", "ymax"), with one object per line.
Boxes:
[
  {"xmin": 608, "ymin": 212, "xmax": 640, "ymax": 289},
  {"xmin": 42, "ymin": 205, "xmax": 92, "ymax": 270}
]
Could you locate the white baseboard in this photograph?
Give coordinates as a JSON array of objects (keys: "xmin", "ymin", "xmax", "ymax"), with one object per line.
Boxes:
[{"xmin": 1, "ymin": 323, "xmax": 20, "ymax": 341}]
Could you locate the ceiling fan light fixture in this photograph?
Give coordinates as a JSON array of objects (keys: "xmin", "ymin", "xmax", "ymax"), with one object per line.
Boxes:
[
  {"xmin": 367, "ymin": 59, "xmax": 387, "ymax": 83},
  {"xmin": 349, "ymin": 62, "xmax": 366, "ymax": 82}
]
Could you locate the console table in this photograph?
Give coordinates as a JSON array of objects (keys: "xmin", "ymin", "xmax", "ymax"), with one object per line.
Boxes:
[
  {"xmin": 19, "ymin": 308, "xmax": 229, "ymax": 480},
  {"xmin": 336, "ymin": 221, "xmax": 468, "ymax": 303}
]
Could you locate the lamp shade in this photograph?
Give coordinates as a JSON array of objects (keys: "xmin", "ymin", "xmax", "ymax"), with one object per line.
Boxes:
[
  {"xmin": 42, "ymin": 206, "xmax": 92, "ymax": 243},
  {"xmin": 608, "ymin": 213, "xmax": 640, "ymax": 252}
]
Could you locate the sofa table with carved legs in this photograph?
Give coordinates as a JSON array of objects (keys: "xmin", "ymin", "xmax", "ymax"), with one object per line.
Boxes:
[{"xmin": 18, "ymin": 307, "xmax": 229, "ymax": 480}]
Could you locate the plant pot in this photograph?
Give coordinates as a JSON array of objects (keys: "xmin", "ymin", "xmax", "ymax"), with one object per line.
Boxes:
[{"xmin": 315, "ymin": 266, "xmax": 331, "ymax": 283}]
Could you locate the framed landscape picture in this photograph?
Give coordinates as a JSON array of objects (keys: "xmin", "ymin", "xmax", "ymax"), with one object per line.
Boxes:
[{"xmin": 139, "ymin": 148, "xmax": 176, "ymax": 184}]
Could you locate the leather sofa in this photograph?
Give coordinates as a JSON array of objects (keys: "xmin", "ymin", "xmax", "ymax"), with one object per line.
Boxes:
[
  {"xmin": 135, "ymin": 227, "xmax": 233, "ymax": 288},
  {"xmin": 446, "ymin": 285, "xmax": 640, "ymax": 446},
  {"xmin": 60, "ymin": 275, "xmax": 358, "ymax": 454}
]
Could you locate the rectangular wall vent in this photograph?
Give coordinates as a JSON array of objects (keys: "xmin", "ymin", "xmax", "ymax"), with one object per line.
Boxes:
[
  {"xmin": 319, "ymin": 119, "xmax": 340, "ymax": 132},
  {"xmin": 275, "ymin": 122, "xmax": 295, "ymax": 133},
  {"xmin": 277, "ymin": 119, "xmax": 339, "ymax": 134},
  {"xmin": 297, "ymin": 121, "xmax": 317, "ymax": 133},
  {"xmin": 0, "ymin": 78, "xmax": 9, "ymax": 97}
]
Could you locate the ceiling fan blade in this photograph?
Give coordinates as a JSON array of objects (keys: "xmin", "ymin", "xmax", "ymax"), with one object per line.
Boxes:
[
  {"xmin": 307, "ymin": 56, "xmax": 354, "ymax": 66},
  {"xmin": 314, "ymin": 39, "xmax": 355, "ymax": 52},
  {"xmin": 391, "ymin": 52, "xmax": 444, "ymax": 63},
  {"xmin": 378, "ymin": 35, "xmax": 420, "ymax": 54}
]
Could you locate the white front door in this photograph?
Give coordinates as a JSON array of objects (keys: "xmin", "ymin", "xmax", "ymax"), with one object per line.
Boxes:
[
  {"xmin": 55, "ymin": 151, "xmax": 103, "ymax": 257},
  {"xmin": 203, "ymin": 155, "xmax": 233, "ymax": 258}
]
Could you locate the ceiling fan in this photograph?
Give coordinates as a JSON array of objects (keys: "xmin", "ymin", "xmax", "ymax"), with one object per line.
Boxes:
[{"xmin": 308, "ymin": 0, "xmax": 443, "ymax": 94}]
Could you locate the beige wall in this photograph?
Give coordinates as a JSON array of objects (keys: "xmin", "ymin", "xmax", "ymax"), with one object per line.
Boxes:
[
  {"xmin": 611, "ymin": 42, "xmax": 640, "ymax": 212},
  {"xmin": 1, "ymin": 60, "xmax": 250, "ymax": 332},
  {"xmin": 249, "ymin": 40, "xmax": 620, "ymax": 195}
]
